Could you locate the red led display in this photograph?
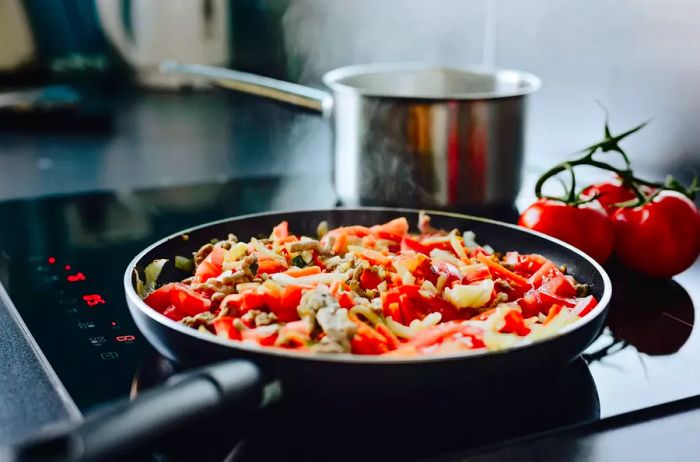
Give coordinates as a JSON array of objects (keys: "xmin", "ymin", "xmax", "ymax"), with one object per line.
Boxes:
[
  {"xmin": 115, "ymin": 335, "xmax": 135, "ymax": 342},
  {"xmin": 64, "ymin": 265, "xmax": 71, "ymax": 271},
  {"xmin": 82, "ymin": 294, "xmax": 105, "ymax": 307},
  {"xmin": 48, "ymin": 257, "xmax": 56, "ymax": 264},
  {"xmin": 67, "ymin": 272, "xmax": 86, "ymax": 283}
]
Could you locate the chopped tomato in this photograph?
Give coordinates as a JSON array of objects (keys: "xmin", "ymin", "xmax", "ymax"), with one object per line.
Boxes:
[
  {"xmin": 409, "ymin": 322, "xmax": 485, "ymax": 350},
  {"xmin": 212, "ymin": 316, "xmax": 242, "ymax": 340},
  {"xmin": 461, "ymin": 264, "xmax": 491, "ymax": 284},
  {"xmin": 500, "ymin": 310, "xmax": 531, "ymax": 336},
  {"xmin": 221, "ymin": 291, "xmax": 266, "ymax": 316},
  {"xmin": 539, "ymin": 272, "xmax": 577, "ymax": 298},
  {"xmin": 271, "ymin": 221, "xmax": 289, "ymax": 239},
  {"xmin": 144, "ymin": 283, "xmax": 178, "ymax": 312},
  {"xmin": 194, "ymin": 246, "xmax": 226, "ymax": 283},
  {"xmin": 264, "ymin": 285, "xmax": 303, "ymax": 322},
  {"xmin": 401, "ymin": 237, "xmax": 431, "ymax": 255},
  {"xmin": 336, "ymin": 291, "xmax": 355, "ymax": 309},
  {"xmin": 504, "ymin": 252, "xmax": 548, "ymax": 275},
  {"xmin": 241, "ymin": 327, "xmax": 278, "ymax": 346},
  {"xmin": 573, "ymin": 296, "xmax": 598, "ymax": 317},
  {"xmin": 351, "ymin": 320, "xmax": 392, "ymax": 355},
  {"xmin": 370, "ymin": 217, "xmax": 409, "ymax": 237},
  {"xmin": 162, "ymin": 305, "xmax": 187, "ymax": 322},
  {"xmin": 359, "ymin": 269, "xmax": 382, "ymax": 290},
  {"xmin": 147, "ymin": 283, "xmax": 211, "ymax": 317}
]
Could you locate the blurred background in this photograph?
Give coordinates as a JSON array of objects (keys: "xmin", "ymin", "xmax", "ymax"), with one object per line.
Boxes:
[{"xmin": 0, "ymin": 0, "xmax": 698, "ymax": 201}]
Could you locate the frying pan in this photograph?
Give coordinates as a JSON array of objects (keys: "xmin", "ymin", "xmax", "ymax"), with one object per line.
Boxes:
[{"xmin": 16, "ymin": 208, "xmax": 611, "ymax": 462}]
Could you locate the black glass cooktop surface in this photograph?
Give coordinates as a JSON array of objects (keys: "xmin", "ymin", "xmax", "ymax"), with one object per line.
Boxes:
[{"xmin": 0, "ymin": 176, "xmax": 698, "ymax": 460}]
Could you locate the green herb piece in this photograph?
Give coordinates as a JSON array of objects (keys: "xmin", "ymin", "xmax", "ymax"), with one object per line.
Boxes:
[
  {"xmin": 291, "ymin": 255, "xmax": 307, "ymax": 268},
  {"xmin": 175, "ymin": 255, "xmax": 195, "ymax": 273}
]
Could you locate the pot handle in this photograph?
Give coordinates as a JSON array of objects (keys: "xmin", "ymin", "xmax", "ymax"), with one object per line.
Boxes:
[
  {"xmin": 15, "ymin": 360, "xmax": 274, "ymax": 462},
  {"xmin": 161, "ymin": 61, "xmax": 333, "ymax": 116}
]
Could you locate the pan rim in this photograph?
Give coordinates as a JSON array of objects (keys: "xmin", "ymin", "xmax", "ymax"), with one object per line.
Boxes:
[{"xmin": 124, "ymin": 207, "xmax": 611, "ymax": 365}]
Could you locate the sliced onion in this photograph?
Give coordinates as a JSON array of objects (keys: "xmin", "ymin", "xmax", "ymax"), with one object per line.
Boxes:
[
  {"xmin": 444, "ymin": 280, "xmax": 494, "ymax": 309},
  {"xmin": 449, "ymin": 231, "xmax": 468, "ymax": 260},
  {"xmin": 251, "ymin": 238, "xmax": 287, "ymax": 264},
  {"xmin": 270, "ymin": 271, "xmax": 350, "ymax": 286}
]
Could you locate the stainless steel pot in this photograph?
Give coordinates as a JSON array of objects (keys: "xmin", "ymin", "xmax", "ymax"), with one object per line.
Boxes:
[{"xmin": 162, "ymin": 61, "xmax": 541, "ymax": 208}]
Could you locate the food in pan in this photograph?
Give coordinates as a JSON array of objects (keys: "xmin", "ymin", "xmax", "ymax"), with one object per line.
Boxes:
[{"xmin": 138, "ymin": 213, "xmax": 598, "ymax": 356}]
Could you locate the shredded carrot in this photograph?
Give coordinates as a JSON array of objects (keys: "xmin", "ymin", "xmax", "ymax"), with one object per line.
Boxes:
[
  {"xmin": 477, "ymin": 253, "xmax": 531, "ymax": 288},
  {"xmin": 333, "ymin": 232, "xmax": 348, "ymax": 254},
  {"xmin": 355, "ymin": 248, "xmax": 392, "ymax": 266},
  {"xmin": 284, "ymin": 266, "xmax": 322, "ymax": 277},
  {"xmin": 543, "ymin": 304, "xmax": 563, "ymax": 325}
]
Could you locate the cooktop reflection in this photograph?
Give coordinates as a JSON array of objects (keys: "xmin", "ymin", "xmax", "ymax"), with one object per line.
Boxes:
[{"xmin": 0, "ymin": 176, "xmax": 698, "ymax": 459}]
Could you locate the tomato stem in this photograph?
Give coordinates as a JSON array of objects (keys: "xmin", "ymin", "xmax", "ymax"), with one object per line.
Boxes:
[{"xmin": 535, "ymin": 120, "xmax": 697, "ymax": 206}]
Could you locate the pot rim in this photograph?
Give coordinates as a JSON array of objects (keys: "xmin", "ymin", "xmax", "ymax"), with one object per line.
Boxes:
[{"xmin": 322, "ymin": 62, "xmax": 542, "ymax": 100}]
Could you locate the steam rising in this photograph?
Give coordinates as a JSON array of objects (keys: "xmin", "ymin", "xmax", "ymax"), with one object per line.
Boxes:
[{"xmin": 282, "ymin": 0, "xmax": 492, "ymax": 84}]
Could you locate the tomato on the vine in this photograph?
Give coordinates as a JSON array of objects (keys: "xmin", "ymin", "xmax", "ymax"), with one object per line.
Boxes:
[
  {"xmin": 518, "ymin": 198, "xmax": 614, "ymax": 264},
  {"xmin": 581, "ymin": 180, "xmax": 637, "ymax": 213},
  {"xmin": 611, "ymin": 191, "xmax": 700, "ymax": 278}
]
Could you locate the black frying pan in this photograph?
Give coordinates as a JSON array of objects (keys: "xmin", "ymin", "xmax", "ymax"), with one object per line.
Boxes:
[{"xmin": 16, "ymin": 208, "xmax": 611, "ymax": 462}]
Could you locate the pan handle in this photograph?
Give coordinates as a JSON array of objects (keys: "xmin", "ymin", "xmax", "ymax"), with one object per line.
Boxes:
[
  {"xmin": 161, "ymin": 61, "xmax": 334, "ymax": 116},
  {"xmin": 15, "ymin": 360, "xmax": 272, "ymax": 462}
]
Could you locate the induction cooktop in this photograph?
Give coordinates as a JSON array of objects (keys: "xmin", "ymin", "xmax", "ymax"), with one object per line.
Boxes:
[{"xmin": 1, "ymin": 176, "xmax": 698, "ymax": 461}]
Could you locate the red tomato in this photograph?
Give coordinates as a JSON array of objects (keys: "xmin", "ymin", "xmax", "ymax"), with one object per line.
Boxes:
[
  {"xmin": 581, "ymin": 180, "xmax": 637, "ymax": 213},
  {"xmin": 518, "ymin": 199, "xmax": 614, "ymax": 264},
  {"xmin": 611, "ymin": 191, "xmax": 700, "ymax": 278}
]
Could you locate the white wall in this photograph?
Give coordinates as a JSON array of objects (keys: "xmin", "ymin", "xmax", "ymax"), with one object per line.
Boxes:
[{"xmin": 282, "ymin": 0, "xmax": 700, "ymax": 172}]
